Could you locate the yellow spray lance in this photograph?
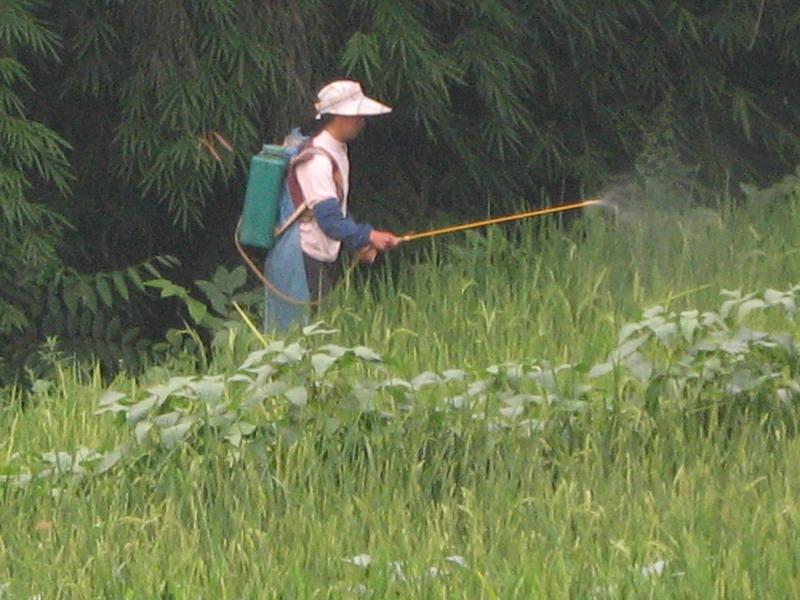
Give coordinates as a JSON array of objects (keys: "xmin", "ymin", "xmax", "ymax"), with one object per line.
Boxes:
[{"xmin": 398, "ymin": 199, "xmax": 601, "ymax": 243}]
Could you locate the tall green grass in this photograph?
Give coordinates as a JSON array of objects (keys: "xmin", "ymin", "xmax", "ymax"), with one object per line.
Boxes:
[
  {"xmin": 330, "ymin": 197, "xmax": 800, "ymax": 373},
  {"xmin": 2, "ymin": 193, "xmax": 800, "ymax": 598}
]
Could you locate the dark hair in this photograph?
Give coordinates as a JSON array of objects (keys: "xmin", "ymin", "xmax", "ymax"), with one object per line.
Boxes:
[{"xmin": 299, "ymin": 113, "xmax": 334, "ymax": 137}]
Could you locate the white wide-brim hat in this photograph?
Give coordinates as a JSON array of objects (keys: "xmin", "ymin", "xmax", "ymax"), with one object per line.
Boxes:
[{"xmin": 314, "ymin": 80, "xmax": 392, "ymax": 119}]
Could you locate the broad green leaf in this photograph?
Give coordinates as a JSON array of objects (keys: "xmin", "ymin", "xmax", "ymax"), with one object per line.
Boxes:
[
  {"xmin": 441, "ymin": 369, "xmax": 466, "ymax": 381},
  {"xmin": 153, "ymin": 411, "xmax": 181, "ymax": 428},
  {"xmin": 528, "ymin": 369, "xmax": 557, "ymax": 392},
  {"xmin": 679, "ymin": 311, "xmax": 700, "ymax": 343},
  {"xmin": 411, "ymin": 371, "xmax": 440, "ymax": 389},
  {"xmin": 379, "ymin": 377, "xmax": 412, "ymax": 390},
  {"xmin": 351, "ymin": 346, "xmax": 382, "ymax": 362},
  {"xmin": 499, "ymin": 405, "xmax": 524, "ymax": 418},
  {"xmin": 764, "ymin": 290, "xmax": 796, "ymax": 314},
  {"xmin": 159, "ymin": 418, "xmax": 196, "ymax": 449},
  {"xmin": 302, "ymin": 321, "xmax": 340, "ymax": 336},
  {"xmin": 311, "ymin": 353, "xmax": 338, "ymax": 376},
  {"xmin": 94, "ymin": 402, "xmax": 128, "ymax": 416},
  {"xmin": 96, "ymin": 447, "xmax": 124, "ymax": 474},
  {"xmin": 701, "ymin": 311, "xmax": 726, "ymax": 328},
  {"xmin": 243, "ymin": 381, "xmax": 289, "ymax": 408},
  {"xmin": 241, "ymin": 349, "xmax": 271, "ymax": 369},
  {"xmin": 353, "ymin": 385, "xmax": 377, "ymax": 410},
  {"xmin": 98, "ymin": 390, "xmax": 126, "ymax": 407},
  {"xmin": 285, "ymin": 386, "xmax": 308, "ymax": 408},
  {"xmin": 96, "ymin": 277, "xmax": 113, "ymax": 308},
  {"xmin": 224, "ymin": 422, "xmax": 256, "ymax": 447},
  {"xmin": 259, "ymin": 380, "xmax": 290, "ymax": 397},
  {"xmin": 252, "ymin": 364, "xmax": 278, "ymax": 386},
  {"xmin": 468, "ymin": 379, "xmax": 490, "ymax": 396},
  {"xmin": 81, "ymin": 282, "xmax": 98, "ymax": 313},
  {"xmin": 319, "ymin": 344, "xmax": 348, "ymax": 358},
  {"xmin": 185, "ymin": 298, "xmax": 208, "ymax": 324},
  {"xmin": 651, "ymin": 322, "xmax": 678, "ymax": 347},
  {"xmin": 588, "ymin": 361, "xmax": 613, "ymax": 379},
  {"xmin": 736, "ymin": 298, "xmax": 766, "ymax": 320},
  {"xmin": 126, "ymin": 395, "xmax": 159, "ymax": 424},
  {"xmin": 618, "ymin": 322, "xmax": 641, "ymax": 344},
  {"xmin": 134, "ymin": 420, "xmax": 153, "ymax": 444},
  {"xmin": 63, "ymin": 283, "xmax": 81, "ymax": 315},
  {"xmin": 194, "ymin": 379, "xmax": 225, "ymax": 403},
  {"xmin": 208, "ymin": 411, "xmax": 236, "ymax": 428},
  {"xmin": 642, "ymin": 305, "xmax": 665, "ymax": 319},
  {"xmin": 609, "ymin": 333, "xmax": 650, "ymax": 362},
  {"xmin": 42, "ymin": 451, "xmax": 76, "ymax": 472},
  {"xmin": 274, "ymin": 343, "xmax": 305, "ymax": 364},
  {"xmin": 720, "ymin": 339, "xmax": 749, "ymax": 354},
  {"xmin": 148, "ymin": 377, "xmax": 194, "ymax": 401},
  {"xmin": 721, "ymin": 292, "xmax": 755, "ymax": 319},
  {"xmin": 195, "ymin": 280, "xmax": 228, "ymax": 315},
  {"xmin": 144, "ymin": 279, "xmax": 186, "ymax": 298},
  {"xmin": 111, "ymin": 272, "xmax": 130, "ymax": 301},
  {"xmin": 228, "ymin": 266, "xmax": 248, "ymax": 290},
  {"xmin": 624, "ymin": 352, "xmax": 653, "ymax": 381}
]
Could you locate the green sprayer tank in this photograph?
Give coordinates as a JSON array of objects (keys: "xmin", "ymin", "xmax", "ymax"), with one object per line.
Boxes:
[{"xmin": 238, "ymin": 144, "xmax": 288, "ymax": 249}]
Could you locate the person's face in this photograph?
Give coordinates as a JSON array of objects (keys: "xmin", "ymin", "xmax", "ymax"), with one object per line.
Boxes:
[{"xmin": 331, "ymin": 115, "xmax": 366, "ymax": 141}]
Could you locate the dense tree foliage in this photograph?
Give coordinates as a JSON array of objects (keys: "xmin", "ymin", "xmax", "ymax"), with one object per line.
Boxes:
[{"xmin": 2, "ymin": 0, "xmax": 799, "ymax": 377}]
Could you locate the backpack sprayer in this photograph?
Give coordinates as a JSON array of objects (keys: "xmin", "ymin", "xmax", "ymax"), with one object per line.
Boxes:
[{"xmin": 200, "ymin": 132, "xmax": 602, "ymax": 305}]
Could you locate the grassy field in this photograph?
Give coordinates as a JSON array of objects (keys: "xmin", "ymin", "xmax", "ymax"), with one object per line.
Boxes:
[{"xmin": 3, "ymin": 191, "xmax": 800, "ymax": 598}]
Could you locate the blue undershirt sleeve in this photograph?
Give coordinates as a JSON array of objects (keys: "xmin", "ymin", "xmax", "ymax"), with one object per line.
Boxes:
[{"xmin": 312, "ymin": 198, "xmax": 373, "ymax": 251}]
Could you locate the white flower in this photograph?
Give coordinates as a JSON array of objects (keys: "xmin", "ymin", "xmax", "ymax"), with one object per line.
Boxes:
[
  {"xmin": 343, "ymin": 553, "xmax": 372, "ymax": 568},
  {"xmin": 445, "ymin": 555, "xmax": 468, "ymax": 568},
  {"xmin": 640, "ymin": 559, "xmax": 666, "ymax": 578}
]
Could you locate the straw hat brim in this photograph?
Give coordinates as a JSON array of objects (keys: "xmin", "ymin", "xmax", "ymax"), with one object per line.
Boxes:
[{"xmin": 316, "ymin": 96, "xmax": 392, "ymax": 119}]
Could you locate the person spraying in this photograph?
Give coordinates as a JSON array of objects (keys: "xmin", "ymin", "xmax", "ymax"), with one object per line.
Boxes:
[
  {"xmin": 236, "ymin": 81, "xmax": 601, "ymax": 333},
  {"xmin": 263, "ymin": 80, "xmax": 401, "ymax": 331}
]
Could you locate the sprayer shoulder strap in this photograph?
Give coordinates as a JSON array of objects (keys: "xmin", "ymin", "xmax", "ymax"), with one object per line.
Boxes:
[{"xmin": 275, "ymin": 144, "xmax": 344, "ymax": 239}]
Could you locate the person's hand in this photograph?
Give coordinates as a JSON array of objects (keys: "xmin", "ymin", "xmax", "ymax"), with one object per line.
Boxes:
[
  {"xmin": 356, "ymin": 244, "xmax": 378, "ymax": 264},
  {"xmin": 368, "ymin": 230, "xmax": 402, "ymax": 251}
]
